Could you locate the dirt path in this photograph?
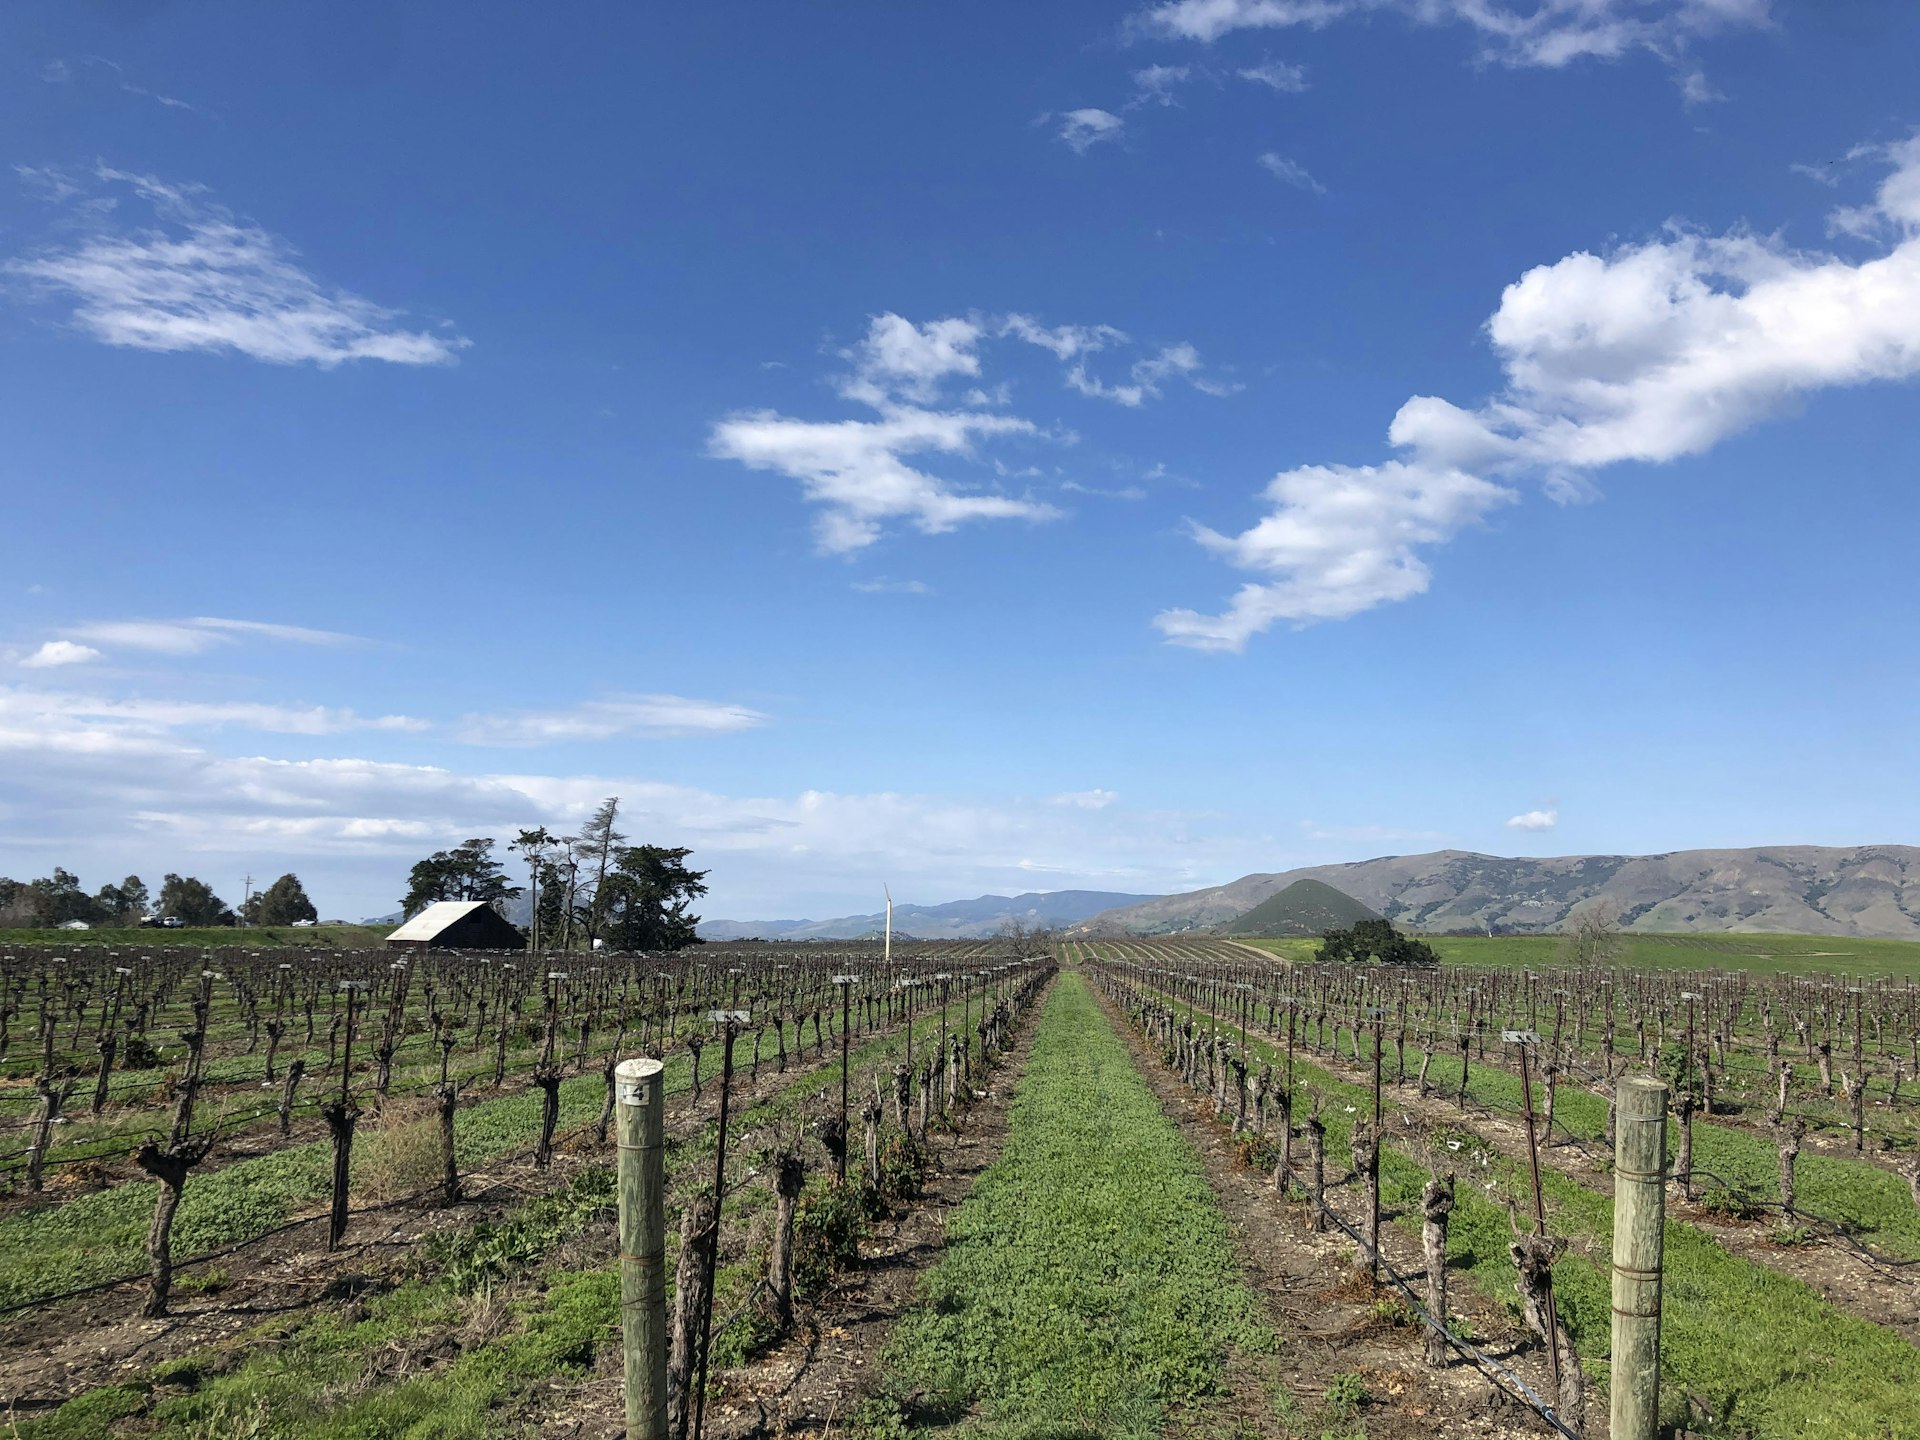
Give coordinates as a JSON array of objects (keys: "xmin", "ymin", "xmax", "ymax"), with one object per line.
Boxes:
[
  {"xmin": 1093, "ymin": 981, "xmax": 1566, "ymax": 1440},
  {"xmin": 533, "ymin": 980, "xmax": 1053, "ymax": 1440}
]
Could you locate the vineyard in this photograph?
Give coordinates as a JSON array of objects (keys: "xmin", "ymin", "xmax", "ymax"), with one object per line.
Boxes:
[{"xmin": 1, "ymin": 934, "xmax": 1917, "ymax": 1438}]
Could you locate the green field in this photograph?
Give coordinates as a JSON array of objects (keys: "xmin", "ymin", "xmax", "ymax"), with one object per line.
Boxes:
[
  {"xmin": 0, "ymin": 924, "xmax": 394, "ymax": 949},
  {"xmin": 1234, "ymin": 930, "xmax": 1920, "ymax": 978}
]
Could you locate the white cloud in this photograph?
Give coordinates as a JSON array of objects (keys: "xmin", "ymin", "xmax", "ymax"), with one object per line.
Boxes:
[
  {"xmin": 62, "ymin": 615, "xmax": 362, "ymax": 657},
  {"xmin": 1160, "ymin": 135, "xmax": 1920, "ymax": 651},
  {"xmin": 1239, "ymin": 59, "xmax": 1309, "ymax": 92},
  {"xmin": 6, "ymin": 167, "xmax": 467, "ymax": 367},
  {"xmin": 851, "ymin": 577, "xmax": 933, "ymax": 594},
  {"xmin": 20, "ymin": 641, "xmax": 102, "ymax": 669},
  {"xmin": 712, "ymin": 310, "xmax": 1234, "ymax": 550},
  {"xmin": 1060, "ymin": 480, "xmax": 1149, "ymax": 501},
  {"xmin": 841, "ymin": 313, "xmax": 984, "ymax": 405},
  {"xmin": 1257, "ymin": 152, "xmax": 1326, "ymax": 194},
  {"xmin": 1051, "ymin": 789, "xmax": 1120, "ymax": 809},
  {"xmin": 1059, "ymin": 108, "xmax": 1125, "ymax": 153},
  {"xmin": 453, "ymin": 695, "xmax": 768, "ymax": 745},
  {"xmin": 1506, "ymin": 808, "xmax": 1559, "ymax": 831},
  {"xmin": 1155, "ymin": 461, "xmax": 1513, "ymax": 650},
  {"xmin": 0, "ymin": 709, "xmax": 1257, "ymax": 918},
  {"xmin": 710, "ymin": 405, "xmax": 1058, "ymax": 554},
  {"xmin": 1144, "ymin": 0, "xmax": 1770, "ymax": 70}
]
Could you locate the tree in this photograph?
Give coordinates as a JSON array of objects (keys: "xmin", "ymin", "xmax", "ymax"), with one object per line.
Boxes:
[
  {"xmin": 1558, "ymin": 899, "xmax": 1623, "ymax": 967},
  {"xmin": 245, "ymin": 873, "xmax": 318, "ymax": 926},
  {"xmin": 27, "ymin": 868, "xmax": 102, "ymax": 926},
  {"xmin": 534, "ymin": 857, "xmax": 569, "ymax": 948},
  {"xmin": 595, "ymin": 846, "xmax": 708, "ymax": 952},
  {"xmin": 511, "ymin": 828, "xmax": 557, "ymax": 951},
  {"xmin": 573, "ymin": 798, "xmax": 626, "ymax": 947},
  {"xmin": 158, "ymin": 875, "xmax": 237, "ymax": 927},
  {"xmin": 96, "ymin": 875, "xmax": 150, "ymax": 925},
  {"xmin": 400, "ymin": 839, "xmax": 521, "ymax": 918},
  {"xmin": 1318, "ymin": 917, "xmax": 1438, "ymax": 966}
]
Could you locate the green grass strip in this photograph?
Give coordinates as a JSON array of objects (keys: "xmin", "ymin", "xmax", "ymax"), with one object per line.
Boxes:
[{"xmin": 882, "ymin": 974, "xmax": 1276, "ymax": 1439}]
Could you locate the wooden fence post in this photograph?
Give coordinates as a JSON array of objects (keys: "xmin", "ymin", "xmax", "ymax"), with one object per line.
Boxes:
[
  {"xmin": 1611, "ymin": 1075, "xmax": 1668, "ymax": 1440},
  {"xmin": 615, "ymin": 1056, "xmax": 667, "ymax": 1440}
]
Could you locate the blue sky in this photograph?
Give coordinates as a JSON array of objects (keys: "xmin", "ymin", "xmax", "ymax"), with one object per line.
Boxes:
[{"xmin": 3, "ymin": 1, "xmax": 1917, "ymax": 921}]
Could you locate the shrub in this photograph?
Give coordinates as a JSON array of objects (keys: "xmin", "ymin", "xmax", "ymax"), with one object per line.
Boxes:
[
  {"xmin": 355, "ymin": 1100, "xmax": 443, "ymax": 1206},
  {"xmin": 793, "ymin": 1179, "xmax": 866, "ymax": 1298}
]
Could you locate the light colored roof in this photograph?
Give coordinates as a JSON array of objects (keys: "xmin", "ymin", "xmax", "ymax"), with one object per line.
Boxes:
[{"xmin": 387, "ymin": 900, "xmax": 497, "ymax": 942}]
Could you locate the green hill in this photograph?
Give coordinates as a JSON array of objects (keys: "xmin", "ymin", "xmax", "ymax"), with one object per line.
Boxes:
[{"xmin": 1224, "ymin": 879, "xmax": 1379, "ymax": 938}]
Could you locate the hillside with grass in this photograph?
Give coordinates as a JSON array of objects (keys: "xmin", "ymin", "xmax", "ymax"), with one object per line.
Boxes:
[
  {"xmin": 1080, "ymin": 845, "xmax": 1920, "ymax": 939},
  {"xmin": 1222, "ymin": 878, "xmax": 1378, "ymax": 937}
]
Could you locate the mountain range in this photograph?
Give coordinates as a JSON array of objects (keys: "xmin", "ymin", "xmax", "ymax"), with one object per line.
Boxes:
[
  {"xmin": 1078, "ymin": 846, "xmax": 1920, "ymax": 940},
  {"xmin": 697, "ymin": 889, "xmax": 1162, "ymax": 942}
]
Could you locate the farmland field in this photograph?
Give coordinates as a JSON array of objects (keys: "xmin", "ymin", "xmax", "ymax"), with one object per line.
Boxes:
[
  {"xmin": 1236, "ymin": 929, "xmax": 1920, "ymax": 978},
  {"xmin": 3, "ymin": 932, "xmax": 1917, "ymax": 1439}
]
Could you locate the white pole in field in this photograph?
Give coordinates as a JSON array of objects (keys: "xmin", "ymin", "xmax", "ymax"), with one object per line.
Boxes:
[{"xmin": 884, "ymin": 884, "xmax": 892, "ymax": 968}]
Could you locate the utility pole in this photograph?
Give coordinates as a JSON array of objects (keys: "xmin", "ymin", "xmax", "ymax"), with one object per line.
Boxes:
[{"xmin": 241, "ymin": 873, "xmax": 254, "ymax": 926}]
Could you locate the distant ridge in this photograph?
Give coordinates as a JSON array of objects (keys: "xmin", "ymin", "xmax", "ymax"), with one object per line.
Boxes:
[
  {"xmin": 1224, "ymin": 879, "xmax": 1378, "ymax": 938},
  {"xmin": 700, "ymin": 889, "xmax": 1164, "ymax": 942},
  {"xmin": 1077, "ymin": 846, "xmax": 1920, "ymax": 940}
]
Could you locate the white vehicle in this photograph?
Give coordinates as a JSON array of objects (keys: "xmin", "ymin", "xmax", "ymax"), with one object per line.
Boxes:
[
  {"xmin": 57, "ymin": 919, "xmax": 92, "ymax": 931},
  {"xmin": 291, "ymin": 918, "xmax": 318, "ymax": 927}
]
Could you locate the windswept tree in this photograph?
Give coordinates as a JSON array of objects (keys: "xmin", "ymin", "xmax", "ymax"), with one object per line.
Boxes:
[
  {"xmin": 596, "ymin": 845, "xmax": 708, "ymax": 952},
  {"xmin": 244, "ymin": 873, "xmax": 318, "ymax": 926},
  {"xmin": 158, "ymin": 874, "xmax": 237, "ymax": 927},
  {"xmin": 573, "ymin": 797, "xmax": 626, "ymax": 947},
  {"xmin": 1558, "ymin": 898, "xmax": 1624, "ymax": 966},
  {"xmin": 400, "ymin": 838, "xmax": 522, "ymax": 918}
]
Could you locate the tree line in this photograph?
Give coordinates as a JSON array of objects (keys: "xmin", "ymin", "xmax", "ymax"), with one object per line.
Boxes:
[
  {"xmin": 0, "ymin": 869, "xmax": 318, "ymax": 928},
  {"xmin": 398, "ymin": 796, "xmax": 708, "ymax": 952}
]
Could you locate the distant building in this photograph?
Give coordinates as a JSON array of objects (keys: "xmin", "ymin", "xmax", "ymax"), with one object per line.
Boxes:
[{"xmin": 386, "ymin": 901, "xmax": 525, "ymax": 951}]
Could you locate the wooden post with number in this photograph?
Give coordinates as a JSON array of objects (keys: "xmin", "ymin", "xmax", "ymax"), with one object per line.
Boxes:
[{"xmin": 615, "ymin": 1057, "xmax": 667, "ymax": 1440}]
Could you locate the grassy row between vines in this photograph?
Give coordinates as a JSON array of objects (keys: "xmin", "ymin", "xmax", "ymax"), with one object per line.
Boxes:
[
  {"xmin": 1141, "ymin": 980, "xmax": 1920, "ymax": 1440},
  {"xmin": 869, "ymin": 973, "xmax": 1283, "ymax": 1439}
]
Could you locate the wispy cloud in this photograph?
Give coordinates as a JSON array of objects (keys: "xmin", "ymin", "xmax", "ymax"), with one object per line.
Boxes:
[
  {"xmin": 1158, "ymin": 134, "xmax": 1920, "ymax": 651},
  {"xmin": 453, "ymin": 695, "xmax": 768, "ymax": 746},
  {"xmin": 6, "ymin": 166, "xmax": 467, "ymax": 367},
  {"xmin": 1506, "ymin": 808, "xmax": 1559, "ymax": 831},
  {"xmin": 62, "ymin": 615, "xmax": 363, "ymax": 657},
  {"xmin": 1067, "ymin": 341, "xmax": 1239, "ymax": 406},
  {"xmin": 0, "ymin": 686, "xmax": 424, "ymax": 738},
  {"xmin": 1051, "ymin": 788, "xmax": 1119, "ymax": 809},
  {"xmin": 1144, "ymin": 0, "xmax": 1770, "ymax": 71},
  {"xmin": 1238, "ymin": 59, "xmax": 1308, "ymax": 92},
  {"xmin": 1130, "ymin": 64, "xmax": 1192, "ymax": 106},
  {"xmin": 1257, "ymin": 151, "xmax": 1325, "ymax": 193},
  {"xmin": 851, "ymin": 577, "xmax": 933, "ymax": 595},
  {"xmin": 19, "ymin": 641, "xmax": 102, "ymax": 669},
  {"xmin": 1059, "ymin": 108, "xmax": 1125, "ymax": 153}
]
